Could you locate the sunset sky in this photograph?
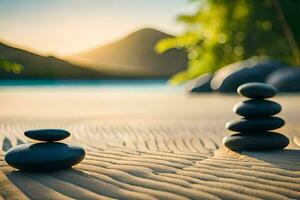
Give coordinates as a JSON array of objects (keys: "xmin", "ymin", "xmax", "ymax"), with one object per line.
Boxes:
[{"xmin": 0, "ymin": 0, "xmax": 196, "ymax": 56}]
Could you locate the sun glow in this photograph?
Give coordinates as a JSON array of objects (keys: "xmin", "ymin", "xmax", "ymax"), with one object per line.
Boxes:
[{"xmin": 0, "ymin": 0, "xmax": 196, "ymax": 56}]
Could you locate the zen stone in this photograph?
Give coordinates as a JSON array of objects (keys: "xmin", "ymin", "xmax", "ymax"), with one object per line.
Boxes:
[
  {"xmin": 210, "ymin": 58, "xmax": 285, "ymax": 92},
  {"xmin": 233, "ymin": 99, "xmax": 281, "ymax": 117},
  {"xmin": 267, "ymin": 67, "xmax": 300, "ymax": 92},
  {"xmin": 237, "ymin": 82, "xmax": 277, "ymax": 98},
  {"xmin": 223, "ymin": 132, "xmax": 289, "ymax": 151},
  {"xmin": 226, "ymin": 117, "xmax": 285, "ymax": 132},
  {"xmin": 186, "ymin": 73, "xmax": 213, "ymax": 93},
  {"xmin": 5, "ymin": 142, "xmax": 85, "ymax": 171},
  {"xmin": 24, "ymin": 129, "xmax": 70, "ymax": 142}
]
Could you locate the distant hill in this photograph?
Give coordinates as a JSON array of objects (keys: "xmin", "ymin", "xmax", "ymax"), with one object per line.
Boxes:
[
  {"xmin": 67, "ymin": 28, "xmax": 188, "ymax": 77},
  {"xmin": 0, "ymin": 28, "xmax": 188, "ymax": 79},
  {"xmin": 0, "ymin": 42, "xmax": 108, "ymax": 79}
]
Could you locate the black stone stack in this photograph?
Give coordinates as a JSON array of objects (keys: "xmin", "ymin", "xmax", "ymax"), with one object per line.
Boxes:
[
  {"xmin": 5, "ymin": 129, "xmax": 85, "ymax": 171},
  {"xmin": 223, "ymin": 82, "xmax": 289, "ymax": 151}
]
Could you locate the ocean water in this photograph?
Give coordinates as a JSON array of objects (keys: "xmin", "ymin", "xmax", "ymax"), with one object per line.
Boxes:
[{"xmin": 0, "ymin": 79, "xmax": 183, "ymax": 92}]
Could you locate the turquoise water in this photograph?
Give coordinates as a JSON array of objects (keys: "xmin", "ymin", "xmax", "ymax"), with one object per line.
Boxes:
[{"xmin": 0, "ymin": 79, "xmax": 183, "ymax": 92}]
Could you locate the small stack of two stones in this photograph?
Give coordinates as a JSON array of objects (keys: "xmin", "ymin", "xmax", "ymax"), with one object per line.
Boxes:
[{"xmin": 223, "ymin": 82, "xmax": 289, "ymax": 151}]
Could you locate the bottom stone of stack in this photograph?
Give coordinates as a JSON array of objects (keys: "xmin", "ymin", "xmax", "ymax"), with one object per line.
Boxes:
[
  {"xmin": 223, "ymin": 132, "xmax": 289, "ymax": 151},
  {"xmin": 5, "ymin": 142, "xmax": 85, "ymax": 171}
]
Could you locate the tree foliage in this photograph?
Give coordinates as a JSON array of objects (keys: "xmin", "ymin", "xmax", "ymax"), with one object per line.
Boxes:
[
  {"xmin": 156, "ymin": 0, "xmax": 300, "ymax": 84},
  {"xmin": 0, "ymin": 57, "xmax": 23, "ymax": 74}
]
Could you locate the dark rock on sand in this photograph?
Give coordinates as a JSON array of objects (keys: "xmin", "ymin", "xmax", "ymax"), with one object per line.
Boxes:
[
  {"xmin": 185, "ymin": 73, "xmax": 213, "ymax": 93},
  {"xmin": 24, "ymin": 129, "xmax": 70, "ymax": 142},
  {"xmin": 5, "ymin": 142, "xmax": 85, "ymax": 171},
  {"xmin": 237, "ymin": 82, "xmax": 277, "ymax": 98},
  {"xmin": 223, "ymin": 132, "xmax": 289, "ymax": 151},
  {"xmin": 266, "ymin": 67, "xmax": 300, "ymax": 92},
  {"xmin": 226, "ymin": 117, "xmax": 285, "ymax": 132},
  {"xmin": 223, "ymin": 82, "xmax": 289, "ymax": 151},
  {"xmin": 210, "ymin": 57, "xmax": 286, "ymax": 93},
  {"xmin": 233, "ymin": 99, "xmax": 281, "ymax": 118}
]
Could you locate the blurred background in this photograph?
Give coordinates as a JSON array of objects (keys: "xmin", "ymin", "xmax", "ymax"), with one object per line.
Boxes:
[{"xmin": 1, "ymin": 0, "xmax": 300, "ymax": 93}]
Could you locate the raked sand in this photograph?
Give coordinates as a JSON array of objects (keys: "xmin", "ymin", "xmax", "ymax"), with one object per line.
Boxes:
[{"xmin": 0, "ymin": 88, "xmax": 300, "ymax": 199}]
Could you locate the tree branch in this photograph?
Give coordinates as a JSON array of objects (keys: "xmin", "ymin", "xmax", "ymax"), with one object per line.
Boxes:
[{"xmin": 273, "ymin": 0, "xmax": 300, "ymax": 65}]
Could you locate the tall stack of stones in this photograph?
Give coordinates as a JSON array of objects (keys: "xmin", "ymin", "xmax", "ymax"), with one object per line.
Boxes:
[{"xmin": 223, "ymin": 82, "xmax": 289, "ymax": 151}]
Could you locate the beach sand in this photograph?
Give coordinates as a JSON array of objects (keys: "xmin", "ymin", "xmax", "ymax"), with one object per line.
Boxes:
[{"xmin": 0, "ymin": 88, "xmax": 300, "ymax": 199}]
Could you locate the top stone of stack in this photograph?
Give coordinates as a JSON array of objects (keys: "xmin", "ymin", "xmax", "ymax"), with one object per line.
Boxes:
[
  {"xmin": 237, "ymin": 82, "xmax": 278, "ymax": 99},
  {"xmin": 24, "ymin": 129, "xmax": 70, "ymax": 142}
]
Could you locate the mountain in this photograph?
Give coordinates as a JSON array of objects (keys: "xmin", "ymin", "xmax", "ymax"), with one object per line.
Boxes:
[
  {"xmin": 0, "ymin": 28, "xmax": 188, "ymax": 79},
  {"xmin": 0, "ymin": 42, "xmax": 109, "ymax": 79},
  {"xmin": 67, "ymin": 28, "xmax": 188, "ymax": 77}
]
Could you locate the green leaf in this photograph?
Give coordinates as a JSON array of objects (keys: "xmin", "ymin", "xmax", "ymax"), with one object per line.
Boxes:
[{"xmin": 0, "ymin": 58, "xmax": 23, "ymax": 74}]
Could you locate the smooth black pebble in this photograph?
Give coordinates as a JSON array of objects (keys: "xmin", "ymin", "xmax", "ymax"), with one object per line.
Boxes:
[
  {"xmin": 5, "ymin": 142, "xmax": 85, "ymax": 171},
  {"xmin": 237, "ymin": 82, "xmax": 277, "ymax": 99},
  {"xmin": 223, "ymin": 132, "xmax": 289, "ymax": 151},
  {"xmin": 226, "ymin": 117, "xmax": 285, "ymax": 132},
  {"xmin": 233, "ymin": 99, "xmax": 281, "ymax": 117},
  {"xmin": 24, "ymin": 129, "xmax": 70, "ymax": 142}
]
